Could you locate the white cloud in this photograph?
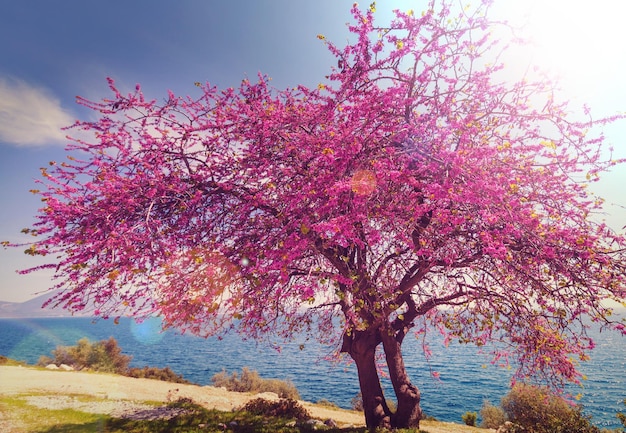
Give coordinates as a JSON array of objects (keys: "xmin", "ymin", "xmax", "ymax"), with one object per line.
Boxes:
[{"xmin": 0, "ymin": 77, "xmax": 75, "ymax": 146}]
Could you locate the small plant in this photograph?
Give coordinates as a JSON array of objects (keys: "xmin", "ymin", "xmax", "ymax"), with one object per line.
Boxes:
[
  {"xmin": 211, "ymin": 367, "xmax": 300, "ymax": 399},
  {"xmin": 350, "ymin": 391, "xmax": 397, "ymax": 414},
  {"xmin": 127, "ymin": 365, "xmax": 192, "ymax": 384},
  {"xmin": 241, "ymin": 397, "xmax": 311, "ymax": 420},
  {"xmin": 480, "ymin": 399, "xmax": 507, "ymax": 429},
  {"xmin": 37, "ymin": 337, "xmax": 193, "ymax": 384},
  {"xmin": 38, "ymin": 337, "xmax": 131, "ymax": 373},
  {"xmin": 166, "ymin": 396, "xmax": 198, "ymax": 409},
  {"xmin": 351, "ymin": 392, "xmax": 364, "ymax": 412},
  {"xmin": 0, "ymin": 355, "xmax": 26, "ymax": 366},
  {"xmin": 461, "ymin": 411, "xmax": 477, "ymax": 426},
  {"xmin": 501, "ymin": 383, "xmax": 600, "ymax": 433},
  {"xmin": 617, "ymin": 399, "xmax": 626, "ymax": 432},
  {"xmin": 316, "ymin": 398, "xmax": 340, "ymax": 408}
]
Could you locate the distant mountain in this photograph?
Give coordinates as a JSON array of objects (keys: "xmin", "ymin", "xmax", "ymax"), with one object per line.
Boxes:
[{"xmin": 0, "ymin": 290, "xmax": 93, "ymax": 318}]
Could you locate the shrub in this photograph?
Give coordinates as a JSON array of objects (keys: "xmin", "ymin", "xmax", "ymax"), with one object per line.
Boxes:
[
  {"xmin": 350, "ymin": 391, "xmax": 397, "ymax": 414},
  {"xmin": 481, "ymin": 399, "xmax": 507, "ymax": 429},
  {"xmin": 501, "ymin": 384, "xmax": 600, "ymax": 433},
  {"xmin": 316, "ymin": 399, "xmax": 339, "ymax": 408},
  {"xmin": 0, "ymin": 355, "xmax": 24, "ymax": 366},
  {"xmin": 241, "ymin": 397, "xmax": 310, "ymax": 420},
  {"xmin": 37, "ymin": 337, "xmax": 192, "ymax": 384},
  {"xmin": 38, "ymin": 337, "xmax": 131, "ymax": 373},
  {"xmin": 462, "ymin": 411, "xmax": 477, "ymax": 426},
  {"xmin": 617, "ymin": 399, "xmax": 626, "ymax": 432},
  {"xmin": 211, "ymin": 367, "xmax": 300, "ymax": 399},
  {"xmin": 166, "ymin": 397, "xmax": 198, "ymax": 409},
  {"xmin": 126, "ymin": 366, "xmax": 192, "ymax": 384},
  {"xmin": 350, "ymin": 392, "xmax": 364, "ymax": 412}
]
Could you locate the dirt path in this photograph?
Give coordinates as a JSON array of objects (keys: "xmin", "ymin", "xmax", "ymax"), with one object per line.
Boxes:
[{"xmin": 0, "ymin": 365, "xmax": 491, "ymax": 432}]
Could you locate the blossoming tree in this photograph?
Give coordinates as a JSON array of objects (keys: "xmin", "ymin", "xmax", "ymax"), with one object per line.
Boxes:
[{"xmin": 14, "ymin": 1, "xmax": 626, "ymax": 429}]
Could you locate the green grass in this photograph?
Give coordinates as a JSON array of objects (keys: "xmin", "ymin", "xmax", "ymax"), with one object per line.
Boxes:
[
  {"xmin": 0, "ymin": 355, "xmax": 28, "ymax": 366},
  {"xmin": 0, "ymin": 394, "xmax": 432, "ymax": 433},
  {"xmin": 0, "ymin": 395, "xmax": 109, "ymax": 433}
]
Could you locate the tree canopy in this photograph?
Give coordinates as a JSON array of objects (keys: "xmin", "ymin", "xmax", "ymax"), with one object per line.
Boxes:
[{"xmin": 14, "ymin": 0, "xmax": 626, "ymax": 428}]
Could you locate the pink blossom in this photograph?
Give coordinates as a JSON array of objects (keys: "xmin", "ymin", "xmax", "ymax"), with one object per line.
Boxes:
[{"xmin": 11, "ymin": 1, "xmax": 626, "ymax": 429}]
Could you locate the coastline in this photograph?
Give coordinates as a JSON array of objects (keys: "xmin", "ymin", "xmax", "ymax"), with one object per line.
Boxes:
[{"xmin": 0, "ymin": 365, "xmax": 491, "ymax": 432}]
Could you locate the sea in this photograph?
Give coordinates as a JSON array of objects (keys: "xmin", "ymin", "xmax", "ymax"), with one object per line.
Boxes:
[{"xmin": 0, "ymin": 317, "xmax": 624, "ymax": 429}]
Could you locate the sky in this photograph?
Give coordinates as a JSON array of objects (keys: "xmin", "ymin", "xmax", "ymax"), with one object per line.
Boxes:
[{"xmin": 1, "ymin": 0, "xmax": 625, "ymax": 302}]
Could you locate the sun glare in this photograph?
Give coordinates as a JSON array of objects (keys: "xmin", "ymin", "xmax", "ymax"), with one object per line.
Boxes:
[{"xmin": 495, "ymin": 0, "xmax": 625, "ymax": 103}]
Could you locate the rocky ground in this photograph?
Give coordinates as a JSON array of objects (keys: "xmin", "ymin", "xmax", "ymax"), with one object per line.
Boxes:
[{"xmin": 0, "ymin": 365, "xmax": 490, "ymax": 432}]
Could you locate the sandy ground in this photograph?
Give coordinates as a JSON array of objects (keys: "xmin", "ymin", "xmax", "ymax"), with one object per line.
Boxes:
[{"xmin": 0, "ymin": 365, "xmax": 491, "ymax": 432}]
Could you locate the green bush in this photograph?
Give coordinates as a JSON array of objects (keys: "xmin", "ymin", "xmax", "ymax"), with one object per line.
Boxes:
[
  {"xmin": 501, "ymin": 384, "xmax": 600, "ymax": 433},
  {"xmin": 462, "ymin": 411, "xmax": 477, "ymax": 426},
  {"xmin": 127, "ymin": 366, "xmax": 192, "ymax": 384},
  {"xmin": 211, "ymin": 367, "xmax": 300, "ymax": 399},
  {"xmin": 38, "ymin": 337, "xmax": 131, "ymax": 373},
  {"xmin": 480, "ymin": 399, "xmax": 507, "ymax": 429},
  {"xmin": 37, "ymin": 337, "xmax": 192, "ymax": 384},
  {"xmin": 241, "ymin": 397, "xmax": 311, "ymax": 420}
]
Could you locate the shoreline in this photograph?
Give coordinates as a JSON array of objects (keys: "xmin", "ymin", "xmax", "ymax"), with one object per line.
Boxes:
[
  {"xmin": 0, "ymin": 365, "xmax": 364, "ymax": 426},
  {"xmin": 0, "ymin": 365, "xmax": 492, "ymax": 432}
]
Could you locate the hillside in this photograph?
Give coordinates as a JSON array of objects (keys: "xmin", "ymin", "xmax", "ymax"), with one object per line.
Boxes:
[{"xmin": 0, "ymin": 290, "xmax": 90, "ymax": 318}]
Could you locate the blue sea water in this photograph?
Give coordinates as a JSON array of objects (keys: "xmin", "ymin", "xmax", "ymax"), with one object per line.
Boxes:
[{"xmin": 0, "ymin": 317, "xmax": 624, "ymax": 429}]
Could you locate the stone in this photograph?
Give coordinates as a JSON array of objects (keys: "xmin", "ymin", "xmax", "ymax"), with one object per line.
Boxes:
[
  {"xmin": 324, "ymin": 418, "xmax": 338, "ymax": 427},
  {"xmin": 497, "ymin": 421, "xmax": 521, "ymax": 433},
  {"xmin": 255, "ymin": 392, "xmax": 279, "ymax": 400}
]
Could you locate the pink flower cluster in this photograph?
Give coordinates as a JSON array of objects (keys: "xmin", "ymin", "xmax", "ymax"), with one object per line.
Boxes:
[{"xmin": 16, "ymin": 0, "xmax": 626, "ymax": 391}]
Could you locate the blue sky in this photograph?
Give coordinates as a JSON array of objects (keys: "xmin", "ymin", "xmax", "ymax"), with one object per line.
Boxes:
[{"xmin": 1, "ymin": 1, "xmax": 625, "ymax": 302}]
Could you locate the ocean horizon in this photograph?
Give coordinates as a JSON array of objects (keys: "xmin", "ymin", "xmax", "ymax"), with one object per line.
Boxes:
[{"xmin": 0, "ymin": 317, "xmax": 624, "ymax": 429}]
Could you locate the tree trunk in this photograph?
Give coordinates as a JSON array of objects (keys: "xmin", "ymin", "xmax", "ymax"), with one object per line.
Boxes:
[
  {"xmin": 341, "ymin": 330, "xmax": 392, "ymax": 429},
  {"xmin": 381, "ymin": 327, "xmax": 423, "ymax": 428}
]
